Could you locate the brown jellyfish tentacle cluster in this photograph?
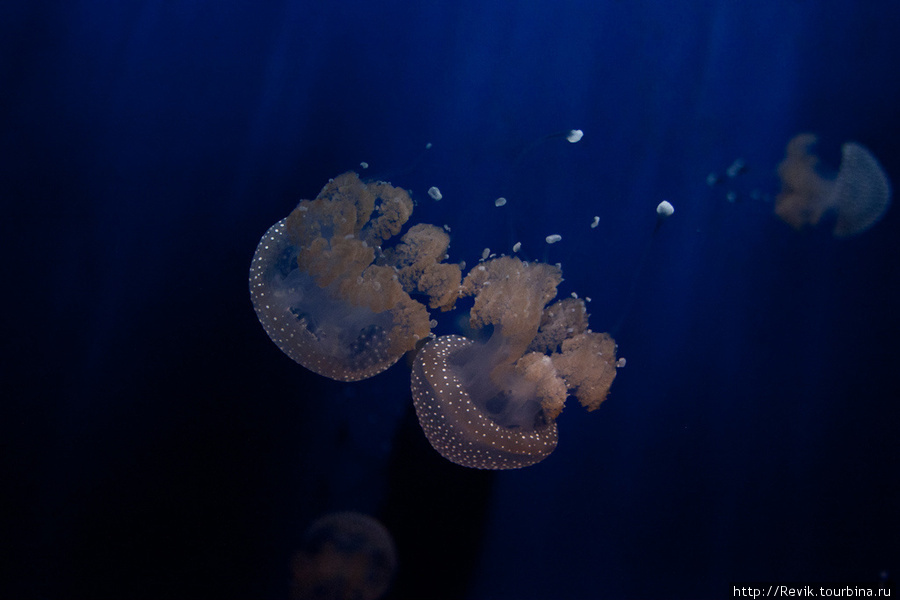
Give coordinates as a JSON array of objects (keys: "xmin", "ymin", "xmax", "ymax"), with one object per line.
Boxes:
[
  {"xmin": 775, "ymin": 133, "xmax": 892, "ymax": 238},
  {"xmin": 411, "ymin": 256, "xmax": 618, "ymax": 470},
  {"xmin": 250, "ymin": 172, "xmax": 620, "ymax": 470},
  {"xmin": 379, "ymin": 223, "xmax": 462, "ymax": 311}
]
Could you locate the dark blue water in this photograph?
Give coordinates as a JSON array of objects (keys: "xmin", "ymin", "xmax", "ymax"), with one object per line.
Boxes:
[{"xmin": 3, "ymin": 1, "xmax": 898, "ymax": 598}]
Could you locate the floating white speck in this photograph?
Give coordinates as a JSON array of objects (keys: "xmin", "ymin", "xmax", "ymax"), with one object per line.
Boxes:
[
  {"xmin": 570, "ymin": 292, "xmax": 578, "ymax": 299},
  {"xmin": 545, "ymin": 234, "xmax": 562, "ymax": 244},
  {"xmin": 590, "ymin": 216, "xmax": 599, "ymax": 229},
  {"xmin": 726, "ymin": 191, "xmax": 737, "ymax": 203},
  {"xmin": 616, "ymin": 357, "xmax": 627, "ymax": 368},
  {"xmin": 656, "ymin": 201, "xmax": 674, "ymax": 218},
  {"xmin": 706, "ymin": 172, "xmax": 719, "ymax": 187},
  {"xmin": 481, "ymin": 247, "xmax": 490, "ymax": 260},
  {"xmin": 512, "ymin": 242, "xmax": 521, "ymax": 253},
  {"xmin": 566, "ymin": 129, "xmax": 583, "ymax": 143},
  {"xmin": 428, "ymin": 186, "xmax": 442, "ymax": 201},
  {"xmin": 495, "ymin": 197, "xmax": 507, "ymax": 207},
  {"xmin": 585, "ymin": 297, "xmax": 592, "ymax": 302},
  {"xmin": 425, "ymin": 142, "xmax": 433, "ymax": 149},
  {"xmin": 443, "ymin": 224, "xmax": 451, "ymax": 232},
  {"xmin": 360, "ymin": 161, "xmax": 369, "ymax": 169}
]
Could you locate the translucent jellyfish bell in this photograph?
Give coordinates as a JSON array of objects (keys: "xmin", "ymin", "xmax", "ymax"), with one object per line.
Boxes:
[
  {"xmin": 775, "ymin": 134, "xmax": 892, "ymax": 238},
  {"xmin": 412, "ymin": 334, "xmax": 561, "ymax": 469}
]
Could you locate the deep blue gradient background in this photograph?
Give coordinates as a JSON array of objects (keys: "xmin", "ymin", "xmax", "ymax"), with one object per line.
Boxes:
[{"xmin": 3, "ymin": 1, "xmax": 899, "ymax": 598}]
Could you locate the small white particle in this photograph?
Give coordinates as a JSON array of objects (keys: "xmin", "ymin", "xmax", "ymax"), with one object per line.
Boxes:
[
  {"xmin": 566, "ymin": 129, "xmax": 583, "ymax": 143},
  {"xmin": 545, "ymin": 234, "xmax": 562, "ymax": 244},
  {"xmin": 590, "ymin": 216, "xmax": 599, "ymax": 229},
  {"xmin": 428, "ymin": 186, "xmax": 442, "ymax": 201},
  {"xmin": 495, "ymin": 197, "xmax": 507, "ymax": 207},
  {"xmin": 512, "ymin": 242, "xmax": 521, "ymax": 253},
  {"xmin": 656, "ymin": 200, "xmax": 674, "ymax": 218},
  {"xmin": 360, "ymin": 161, "xmax": 369, "ymax": 169}
]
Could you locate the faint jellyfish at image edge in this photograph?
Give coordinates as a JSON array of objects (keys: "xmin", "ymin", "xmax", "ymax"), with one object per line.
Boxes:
[
  {"xmin": 774, "ymin": 133, "xmax": 891, "ymax": 238},
  {"xmin": 290, "ymin": 512, "xmax": 397, "ymax": 600}
]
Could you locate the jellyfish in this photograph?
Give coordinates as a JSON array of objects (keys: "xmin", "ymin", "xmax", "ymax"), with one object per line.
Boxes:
[
  {"xmin": 411, "ymin": 256, "xmax": 618, "ymax": 469},
  {"xmin": 250, "ymin": 173, "xmax": 459, "ymax": 381},
  {"xmin": 775, "ymin": 133, "xmax": 892, "ymax": 238},
  {"xmin": 290, "ymin": 512, "xmax": 397, "ymax": 600}
]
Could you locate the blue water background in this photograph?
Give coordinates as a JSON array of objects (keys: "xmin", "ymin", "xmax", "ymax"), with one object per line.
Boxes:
[{"xmin": 3, "ymin": 1, "xmax": 898, "ymax": 598}]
